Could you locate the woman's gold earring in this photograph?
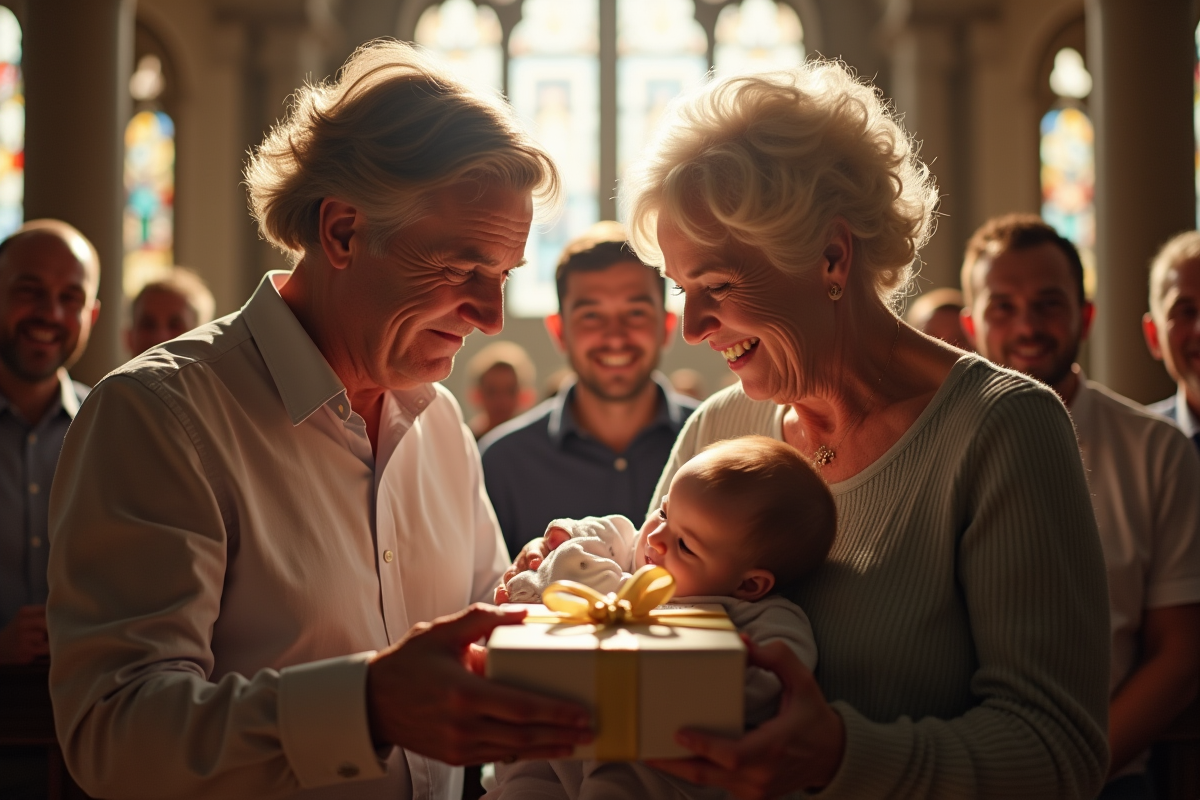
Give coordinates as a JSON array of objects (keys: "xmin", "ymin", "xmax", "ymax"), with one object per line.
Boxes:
[{"xmin": 828, "ymin": 283, "xmax": 843, "ymax": 301}]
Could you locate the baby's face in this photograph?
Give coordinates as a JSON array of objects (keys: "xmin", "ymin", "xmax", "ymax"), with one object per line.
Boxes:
[{"xmin": 633, "ymin": 465, "xmax": 757, "ymax": 598}]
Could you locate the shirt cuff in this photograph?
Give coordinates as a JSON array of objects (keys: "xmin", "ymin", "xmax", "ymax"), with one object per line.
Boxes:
[
  {"xmin": 808, "ymin": 702, "xmax": 911, "ymax": 798},
  {"xmin": 278, "ymin": 651, "xmax": 391, "ymax": 788}
]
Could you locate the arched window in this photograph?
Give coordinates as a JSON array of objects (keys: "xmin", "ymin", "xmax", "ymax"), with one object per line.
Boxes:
[
  {"xmin": 507, "ymin": 0, "xmax": 600, "ymax": 316},
  {"xmin": 713, "ymin": 0, "xmax": 804, "ymax": 77},
  {"xmin": 1040, "ymin": 46, "xmax": 1095, "ymax": 292},
  {"xmin": 414, "ymin": 0, "xmax": 504, "ymax": 92},
  {"xmin": 123, "ymin": 52, "xmax": 175, "ymax": 294},
  {"xmin": 0, "ymin": 6, "xmax": 22, "ymax": 239},
  {"xmin": 408, "ymin": 0, "xmax": 807, "ymax": 316}
]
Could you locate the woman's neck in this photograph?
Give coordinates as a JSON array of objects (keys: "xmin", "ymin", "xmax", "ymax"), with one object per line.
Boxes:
[{"xmin": 780, "ymin": 301, "xmax": 956, "ymax": 482}]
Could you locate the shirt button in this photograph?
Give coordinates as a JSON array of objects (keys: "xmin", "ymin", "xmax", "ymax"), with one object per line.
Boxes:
[
  {"xmin": 28, "ymin": 483, "xmax": 39, "ymax": 494},
  {"xmin": 337, "ymin": 763, "xmax": 359, "ymax": 779},
  {"xmin": 30, "ymin": 536, "xmax": 41, "ymax": 548},
  {"xmin": 613, "ymin": 457, "xmax": 628, "ymax": 472},
  {"xmin": 383, "ymin": 550, "xmax": 394, "ymax": 563},
  {"xmin": 337, "ymin": 404, "xmax": 345, "ymax": 415}
]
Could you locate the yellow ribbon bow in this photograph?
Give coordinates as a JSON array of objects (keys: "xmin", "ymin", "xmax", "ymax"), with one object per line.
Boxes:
[
  {"xmin": 523, "ymin": 565, "xmax": 735, "ymax": 631},
  {"xmin": 542, "ymin": 565, "xmax": 677, "ymax": 624}
]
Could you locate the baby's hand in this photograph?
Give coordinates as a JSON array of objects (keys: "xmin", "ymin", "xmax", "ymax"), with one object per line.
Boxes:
[{"xmin": 496, "ymin": 535, "xmax": 557, "ymax": 603}]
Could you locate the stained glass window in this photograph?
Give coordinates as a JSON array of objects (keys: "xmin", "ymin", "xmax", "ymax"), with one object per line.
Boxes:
[
  {"xmin": 507, "ymin": 0, "xmax": 600, "ymax": 317},
  {"xmin": 410, "ymin": 0, "xmax": 807, "ymax": 316},
  {"xmin": 617, "ymin": 0, "xmax": 707, "ymax": 181},
  {"xmin": 124, "ymin": 55, "xmax": 174, "ymax": 294},
  {"xmin": 1040, "ymin": 47, "xmax": 1094, "ymax": 290},
  {"xmin": 0, "ymin": 7, "xmax": 22, "ymax": 239},
  {"xmin": 414, "ymin": 0, "xmax": 504, "ymax": 92},
  {"xmin": 713, "ymin": 0, "xmax": 805, "ymax": 77}
]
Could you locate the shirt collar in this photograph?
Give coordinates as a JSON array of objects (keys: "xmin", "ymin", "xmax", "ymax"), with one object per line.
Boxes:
[
  {"xmin": 1066, "ymin": 368, "xmax": 1093, "ymax": 434},
  {"xmin": 547, "ymin": 372, "xmax": 685, "ymax": 447},
  {"xmin": 241, "ymin": 271, "xmax": 436, "ymax": 427},
  {"xmin": 1175, "ymin": 386, "xmax": 1199, "ymax": 439},
  {"xmin": 57, "ymin": 368, "xmax": 82, "ymax": 418},
  {"xmin": 0, "ymin": 368, "xmax": 82, "ymax": 422}
]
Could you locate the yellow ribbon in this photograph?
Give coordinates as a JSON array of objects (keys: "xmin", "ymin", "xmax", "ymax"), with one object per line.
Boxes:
[
  {"xmin": 517, "ymin": 566, "xmax": 736, "ymax": 761},
  {"xmin": 523, "ymin": 565, "xmax": 736, "ymax": 631}
]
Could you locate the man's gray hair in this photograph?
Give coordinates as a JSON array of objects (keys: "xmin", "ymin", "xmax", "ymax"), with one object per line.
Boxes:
[{"xmin": 245, "ymin": 39, "xmax": 559, "ymax": 262}]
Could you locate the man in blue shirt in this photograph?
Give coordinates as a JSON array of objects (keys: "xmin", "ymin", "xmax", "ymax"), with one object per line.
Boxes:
[
  {"xmin": 0, "ymin": 220, "xmax": 98, "ymax": 664},
  {"xmin": 1144, "ymin": 230, "xmax": 1200, "ymax": 451},
  {"xmin": 480, "ymin": 222, "xmax": 697, "ymax": 557}
]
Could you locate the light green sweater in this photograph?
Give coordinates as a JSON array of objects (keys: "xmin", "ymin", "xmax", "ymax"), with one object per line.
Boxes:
[{"xmin": 651, "ymin": 355, "xmax": 1110, "ymax": 799}]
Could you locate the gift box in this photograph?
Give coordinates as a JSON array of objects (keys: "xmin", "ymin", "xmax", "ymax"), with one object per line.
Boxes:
[{"xmin": 486, "ymin": 567, "xmax": 746, "ymax": 760}]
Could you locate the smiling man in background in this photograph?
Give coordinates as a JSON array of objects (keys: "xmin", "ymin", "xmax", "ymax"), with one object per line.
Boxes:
[
  {"xmin": 0, "ymin": 220, "xmax": 98, "ymax": 666},
  {"xmin": 480, "ymin": 221, "xmax": 697, "ymax": 557},
  {"xmin": 961, "ymin": 214, "xmax": 1200, "ymax": 800},
  {"xmin": 1144, "ymin": 231, "xmax": 1200, "ymax": 451}
]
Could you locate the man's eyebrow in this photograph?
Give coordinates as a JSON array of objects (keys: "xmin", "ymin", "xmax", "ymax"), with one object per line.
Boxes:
[{"xmin": 446, "ymin": 250, "xmax": 527, "ymax": 271}]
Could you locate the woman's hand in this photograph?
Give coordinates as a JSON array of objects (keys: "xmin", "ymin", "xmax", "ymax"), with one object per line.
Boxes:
[
  {"xmin": 647, "ymin": 638, "xmax": 846, "ymax": 800},
  {"xmin": 493, "ymin": 536, "xmax": 552, "ymax": 603}
]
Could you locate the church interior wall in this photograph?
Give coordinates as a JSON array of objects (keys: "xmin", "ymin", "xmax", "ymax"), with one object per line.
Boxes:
[{"xmin": 7, "ymin": 0, "xmax": 1195, "ymax": 407}]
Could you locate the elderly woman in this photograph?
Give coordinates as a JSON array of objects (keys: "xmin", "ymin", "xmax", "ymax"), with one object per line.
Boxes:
[{"xmin": 616, "ymin": 64, "xmax": 1109, "ymax": 798}]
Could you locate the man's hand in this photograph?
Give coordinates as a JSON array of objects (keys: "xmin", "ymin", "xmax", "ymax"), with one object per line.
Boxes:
[
  {"xmin": 646, "ymin": 637, "xmax": 845, "ymax": 800},
  {"xmin": 367, "ymin": 603, "xmax": 592, "ymax": 765},
  {"xmin": 494, "ymin": 536, "xmax": 555, "ymax": 603},
  {"xmin": 0, "ymin": 605, "xmax": 49, "ymax": 665}
]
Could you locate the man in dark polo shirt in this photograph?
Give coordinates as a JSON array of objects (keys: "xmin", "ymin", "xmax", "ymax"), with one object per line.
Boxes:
[{"xmin": 479, "ymin": 221, "xmax": 697, "ymax": 557}]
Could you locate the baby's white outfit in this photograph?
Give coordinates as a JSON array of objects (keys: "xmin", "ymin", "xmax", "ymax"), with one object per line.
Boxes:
[{"xmin": 489, "ymin": 515, "xmax": 817, "ymax": 800}]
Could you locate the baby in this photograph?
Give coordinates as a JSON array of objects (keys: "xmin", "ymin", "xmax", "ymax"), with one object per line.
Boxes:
[{"xmin": 488, "ymin": 435, "xmax": 837, "ymax": 800}]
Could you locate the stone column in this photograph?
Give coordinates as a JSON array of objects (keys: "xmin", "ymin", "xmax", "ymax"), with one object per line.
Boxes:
[
  {"xmin": 1087, "ymin": 0, "xmax": 1195, "ymax": 402},
  {"xmin": 880, "ymin": 1, "xmax": 996, "ymax": 293},
  {"xmin": 23, "ymin": 0, "xmax": 134, "ymax": 386}
]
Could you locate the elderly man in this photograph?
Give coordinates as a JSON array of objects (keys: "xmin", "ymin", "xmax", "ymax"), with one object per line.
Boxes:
[
  {"xmin": 124, "ymin": 266, "xmax": 215, "ymax": 355},
  {"xmin": 961, "ymin": 214, "xmax": 1200, "ymax": 800},
  {"xmin": 1144, "ymin": 230, "xmax": 1200, "ymax": 449},
  {"xmin": 0, "ymin": 220, "xmax": 99, "ymax": 666},
  {"xmin": 47, "ymin": 42, "xmax": 589, "ymax": 800}
]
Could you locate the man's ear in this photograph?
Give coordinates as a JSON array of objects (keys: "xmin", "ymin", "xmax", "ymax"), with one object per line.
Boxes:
[
  {"xmin": 1143, "ymin": 313, "xmax": 1164, "ymax": 361},
  {"xmin": 545, "ymin": 313, "xmax": 566, "ymax": 352},
  {"xmin": 732, "ymin": 569, "xmax": 775, "ymax": 602},
  {"xmin": 1079, "ymin": 301, "xmax": 1096, "ymax": 341},
  {"xmin": 960, "ymin": 307, "xmax": 978, "ymax": 350},
  {"xmin": 318, "ymin": 198, "xmax": 359, "ymax": 271}
]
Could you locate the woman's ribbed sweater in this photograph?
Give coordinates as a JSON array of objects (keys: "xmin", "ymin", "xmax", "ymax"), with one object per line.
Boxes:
[{"xmin": 651, "ymin": 355, "xmax": 1110, "ymax": 799}]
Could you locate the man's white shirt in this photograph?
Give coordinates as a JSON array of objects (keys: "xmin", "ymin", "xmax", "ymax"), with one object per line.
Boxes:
[
  {"xmin": 47, "ymin": 272, "xmax": 509, "ymax": 799},
  {"xmin": 1068, "ymin": 374, "xmax": 1200, "ymax": 777}
]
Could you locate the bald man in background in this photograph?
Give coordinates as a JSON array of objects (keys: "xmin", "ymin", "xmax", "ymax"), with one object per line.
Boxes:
[{"xmin": 0, "ymin": 220, "xmax": 99, "ymax": 665}]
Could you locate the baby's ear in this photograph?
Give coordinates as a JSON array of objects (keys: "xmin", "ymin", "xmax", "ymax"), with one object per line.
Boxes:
[
  {"xmin": 545, "ymin": 526, "xmax": 571, "ymax": 550},
  {"xmin": 732, "ymin": 569, "xmax": 775, "ymax": 602}
]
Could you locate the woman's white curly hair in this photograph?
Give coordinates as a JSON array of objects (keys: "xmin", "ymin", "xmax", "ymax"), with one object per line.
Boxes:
[{"xmin": 622, "ymin": 60, "xmax": 939, "ymax": 307}]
